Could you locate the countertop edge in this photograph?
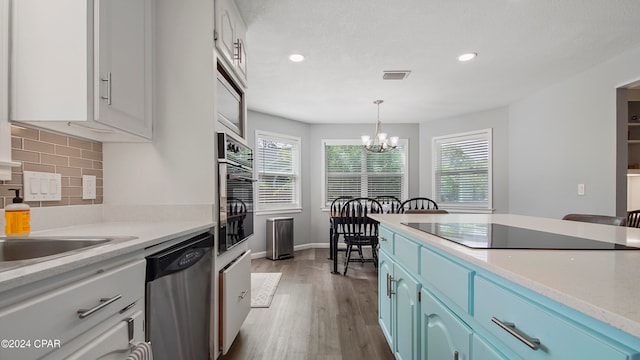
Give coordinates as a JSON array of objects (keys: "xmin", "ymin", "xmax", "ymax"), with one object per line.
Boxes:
[{"xmin": 0, "ymin": 221, "xmax": 215, "ymax": 293}]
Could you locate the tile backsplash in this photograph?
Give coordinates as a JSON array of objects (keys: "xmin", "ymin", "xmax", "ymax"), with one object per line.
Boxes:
[{"xmin": 0, "ymin": 125, "xmax": 103, "ymax": 209}]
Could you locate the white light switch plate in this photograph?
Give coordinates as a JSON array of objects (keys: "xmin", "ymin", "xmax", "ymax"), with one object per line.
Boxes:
[
  {"xmin": 578, "ymin": 183, "xmax": 585, "ymax": 196},
  {"xmin": 23, "ymin": 171, "xmax": 62, "ymax": 201},
  {"xmin": 82, "ymin": 175, "xmax": 97, "ymax": 200}
]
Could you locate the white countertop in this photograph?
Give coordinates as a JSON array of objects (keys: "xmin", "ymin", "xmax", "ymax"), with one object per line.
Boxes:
[
  {"xmin": 369, "ymin": 213, "xmax": 640, "ymax": 339},
  {"xmin": 0, "ymin": 220, "xmax": 214, "ymax": 292}
]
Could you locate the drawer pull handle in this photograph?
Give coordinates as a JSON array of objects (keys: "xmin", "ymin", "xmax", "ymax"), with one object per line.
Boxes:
[
  {"xmin": 239, "ymin": 290, "xmax": 249, "ymax": 299},
  {"xmin": 453, "ymin": 350, "xmax": 459, "ymax": 360},
  {"xmin": 380, "ymin": 236, "xmax": 388, "ymax": 242},
  {"xmin": 491, "ymin": 317, "xmax": 540, "ymax": 350},
  {"xmin": 77, "ymin": 294, "xmax": 122, "ymax": 319}
]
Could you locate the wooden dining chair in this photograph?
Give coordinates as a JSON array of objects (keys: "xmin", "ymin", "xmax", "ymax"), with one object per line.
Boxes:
[
  {"xmin": 626, "ymin": 210, "xmax": 640, "ymax": 228},
  {"xmin": 339, "ymin": 197, "xmax": 383, "ymax": 275},
  {"xmin": 400, "ymin": 197, "xmax": 439, "ymax": 213},
  {"xmin": 329, "ymin": 196, "xmax": 353, "ymax": 256},
  {"xmin": 562, "ymin": 213, "xmax": 626, "ymax": 226},
  {"xmin": 375, "ymin": 195, "xmax": 403, "ymax": 213},
  {"xmin": 227, "ymin": 198, "xmax": 248, "ymax": 242}
]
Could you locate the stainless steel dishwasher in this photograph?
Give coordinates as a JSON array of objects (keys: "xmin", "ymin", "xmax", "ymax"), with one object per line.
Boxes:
[{"xmin": 145, "ymin": 230, "xmax": 214, "ymax": 360}]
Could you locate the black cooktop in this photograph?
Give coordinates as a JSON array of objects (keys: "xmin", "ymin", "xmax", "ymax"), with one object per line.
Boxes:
[{"xmin": 401, "ymin": 222, "xmax": 640, "ymax": 250}]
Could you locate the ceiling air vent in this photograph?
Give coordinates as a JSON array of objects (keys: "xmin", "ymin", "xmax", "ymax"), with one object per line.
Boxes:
[{"xmin": 383, "ymin": 70, "xmax": 411, "ymax": 80}]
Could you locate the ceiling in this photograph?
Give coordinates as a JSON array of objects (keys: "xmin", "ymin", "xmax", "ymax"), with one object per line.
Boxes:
[{"xmin": 235, "ymin": 0, "xmax": 640, "ymax": 124}]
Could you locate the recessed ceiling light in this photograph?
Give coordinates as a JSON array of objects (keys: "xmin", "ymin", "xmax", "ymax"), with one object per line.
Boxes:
[
  {"xmin": 289, "ymin": 54, "xmax": 305, "ymax": 62},
  {"xmin": 458, "ymin": 52, "xmax": 477, "ymax": 62}
]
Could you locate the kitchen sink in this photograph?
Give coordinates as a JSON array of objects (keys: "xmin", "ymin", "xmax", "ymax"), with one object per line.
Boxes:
[{"xmin": 0, "ymin": 236, "xmax": 137, "ymax": 263}]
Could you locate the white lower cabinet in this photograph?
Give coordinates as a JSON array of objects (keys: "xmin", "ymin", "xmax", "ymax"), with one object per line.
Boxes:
[
  {"xmin": 0, "ymin": 258, "xmax": 146, "ymax": 359},
  {"xmin": 65, "ymin": 306, "xmax": 144, "ymax": 360}
]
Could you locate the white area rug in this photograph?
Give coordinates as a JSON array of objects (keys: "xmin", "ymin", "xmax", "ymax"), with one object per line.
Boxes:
[{"xmin": 251, "ymin": 272, "xmax": 282, "ymax": 308}]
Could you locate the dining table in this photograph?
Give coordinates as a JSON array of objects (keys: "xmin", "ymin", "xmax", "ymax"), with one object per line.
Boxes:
[{"xmin": 328, "ymin": 210, "xmax": 382, "ymax": 274}]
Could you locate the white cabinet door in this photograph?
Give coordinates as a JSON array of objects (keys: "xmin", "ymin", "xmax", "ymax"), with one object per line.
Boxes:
[
  {"xmin": 214, "ymin": 0, "xmax": 247, "ymax": 86},
  {"xmin": 11, "ymin": 0, "xmax": 90, "ymax": 121},
  {"xmin": 235, "ymin": 14, "xmax": 248, "ymax": 82},
  {"xmin": 0, "ymin": 0, "xmax": 8, "ymax": 123},
  {"xmin": 96, "ymin": 0, "xmax": 152, "ymax": 138},
  {"xmin": 65, "ymin": 310, "xmax": 145, "ymax": 360},
  {"xmin": 215, "ymin": 0, "xmax": 236, "ymax": 68}
]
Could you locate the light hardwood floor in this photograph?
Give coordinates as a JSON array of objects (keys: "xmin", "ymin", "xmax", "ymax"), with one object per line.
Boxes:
[{"xmin": 219, "ymin": 248, "xmax": 395, "ymax": 360}]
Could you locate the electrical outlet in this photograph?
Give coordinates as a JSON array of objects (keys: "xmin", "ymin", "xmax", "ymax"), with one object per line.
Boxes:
[
  {"xmin": 578, "ymin": 183, "xmax": 585, "ymax": 196},
  {"xmin": 82, "ymin": 175, "xmax": 97, "ymax": 200}
]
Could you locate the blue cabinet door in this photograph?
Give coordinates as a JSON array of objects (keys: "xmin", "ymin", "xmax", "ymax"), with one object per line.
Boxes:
[
  {"xmin": 394, "ymin": 263, "xmax": 420, "ymax": 360},
  {"xmin": 378, "ymin": 250, "xmax": 394, "ymax": 349},
  {"xmin": 421, "ymin": 288, "xmax": 472, "ymax": 360}
]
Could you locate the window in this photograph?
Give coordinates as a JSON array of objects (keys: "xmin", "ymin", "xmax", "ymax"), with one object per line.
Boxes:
[
  {"xmin": 432, "ymin": 129, "xmax": 492, "ymax": 210},
  {"xmin": 322, "ymin": 140, "xmax": 408, "ymax": 206},
  {"xmin": 256, "ymin": 131, "xmax": 301, "ymax": 213}
]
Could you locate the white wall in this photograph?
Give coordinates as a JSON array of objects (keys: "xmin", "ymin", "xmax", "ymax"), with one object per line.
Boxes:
[
  {"xmin": 103, "ymin": 0, "xmax": 216, "ymax": 207},
  {"xmin": 308, "ymin": 123, "xmax": 421, "ymax": 247},
  {"xmin": 244, "ymin": 111, "xmax": 420, "ymax": 252},
  {"xmin": 508, "ymin": 44, "xmax": 640, "ymax": 219},
  {"xmin": 245, "ymin": 111, "xmax": 311, "ymax": 254},
  {"xmin": 418, "ymin": 107, "xmax": 510, "ymax": 213}
]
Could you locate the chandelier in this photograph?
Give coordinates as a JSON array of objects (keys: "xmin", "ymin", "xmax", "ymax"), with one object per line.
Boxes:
[{"xmin": 361, "ymin": 100, "xmax": 399, "ymax": 153}]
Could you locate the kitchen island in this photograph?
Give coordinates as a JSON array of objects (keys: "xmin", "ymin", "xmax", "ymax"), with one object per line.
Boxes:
[{"xmin": 370, "ymin": 213, "xmax": 640, "ymax": 360}]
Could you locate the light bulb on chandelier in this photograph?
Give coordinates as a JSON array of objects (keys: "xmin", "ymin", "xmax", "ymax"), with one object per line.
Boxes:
[{"xmin": 361, "ymin": 100, "xmax": 399, "ymax": 153}]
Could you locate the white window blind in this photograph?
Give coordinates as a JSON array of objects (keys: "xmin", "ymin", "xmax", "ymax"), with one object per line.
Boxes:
[
  {"xmin": 432, "ymin": 129, "xmax": 492, "ymax": 209},
  {"xmin": 256, "ymin": 131, "xmax": 301, "ymax": 212},
  {"xmin": 323, "ymin": 140, "xmax": 408, "ymax": 206}
]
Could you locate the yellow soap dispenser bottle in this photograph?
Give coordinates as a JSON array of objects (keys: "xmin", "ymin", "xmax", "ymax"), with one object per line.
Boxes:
[{"xmin": 4, "ymin": 188, "xmax": 30, "ymax": 236}]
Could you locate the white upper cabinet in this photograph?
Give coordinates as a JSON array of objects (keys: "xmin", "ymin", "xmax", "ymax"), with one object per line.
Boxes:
[
  {"xmin": 0, "ymin": 0, "xmax": 19, "ymax": 180},
  {"xmin": 10, "ymin": 0, "xmax": 153, "ymax": 142},
  {"xmin": 215, "ymin": 0, "xmax": 247, "ymax": 87},
  {"xmin": 0, "ymin": 0, "xmax": 7, "ymax": 124}
]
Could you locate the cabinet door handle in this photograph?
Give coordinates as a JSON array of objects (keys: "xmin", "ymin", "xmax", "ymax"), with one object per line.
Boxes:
[
  {"xmin": 126, "ymin": 317, "xmax": 134, "ymax": 343},
  {"xmin": 380, "ymin": 236, "xmax": 388, "ymax": 242},
  {"xmin": 234, "ymin": 39, "xmax": 242, "ymax": 62},
  {"xmin": 453, "ymin": 350, "xmax": 459, "ymax": 360},
  {"xmin": 101, "ymin": 72, "xmax": 112, "ymax": 105},
  {"xmin": 386, "ymin": 273, "xmax": 390, "ymax": 297},
  {"xmin": 491, "ymin": 317, "xmax": 540, "ymax": 350},
  {"xmin": 389, "ymin": 275, "xmax": 396, "ymax": 296},
  {"xmin": 239, "ymin": 290, "xmax": 249, "ymax": 299},
  {"xmin": 77, "ymin": 294, "xmax": 122, "ymax": 319}
]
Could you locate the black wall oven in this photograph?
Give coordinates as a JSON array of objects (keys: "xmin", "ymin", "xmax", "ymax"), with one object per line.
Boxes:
[{"xmin": 217, "ymin": 133, "xmax": 255, "ymax": 254}]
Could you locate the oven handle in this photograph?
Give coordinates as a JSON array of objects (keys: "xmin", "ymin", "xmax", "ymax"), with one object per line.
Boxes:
[{"xmin": 228, "ymin": 174, "xmax": 258, "ymax": 182}]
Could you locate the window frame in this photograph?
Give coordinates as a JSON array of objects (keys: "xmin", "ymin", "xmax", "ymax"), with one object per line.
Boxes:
[
  {"xmin": 321, "ymin": 139, "xmax": 409, "ymax": 209},
  {"xmin": 255, "ymin": 130, "xmax": 302, "ymax": 215},
  {"xmin": 431, "ymin": 128, "xmax": 493, "ymax": 212}
]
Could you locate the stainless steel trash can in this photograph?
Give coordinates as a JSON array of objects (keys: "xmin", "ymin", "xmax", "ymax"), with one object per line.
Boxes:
[{"xmin": 266, "ymin": 217, "xmax": 294, "ymax": 260}]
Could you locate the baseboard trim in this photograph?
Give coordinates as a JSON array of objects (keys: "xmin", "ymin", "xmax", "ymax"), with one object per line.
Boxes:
[{"xmin": 250, "ymin": 242, "xmax": 342, "ymax": 259}]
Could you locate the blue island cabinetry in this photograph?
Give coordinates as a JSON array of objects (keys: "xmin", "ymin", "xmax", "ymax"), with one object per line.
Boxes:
[{"xmin": 377, "ymin": 224, "xmax": 640, "ymax": 360}]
